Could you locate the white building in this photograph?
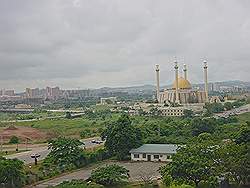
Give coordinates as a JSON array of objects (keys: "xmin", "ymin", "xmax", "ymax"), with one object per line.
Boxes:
[
  {"xmin": 100, "ymin": 97, "xmax": 117, "ymax": 105},
  {"xmin": 129, "ymin": 144, "xmax": 178, "ymax": 162}
]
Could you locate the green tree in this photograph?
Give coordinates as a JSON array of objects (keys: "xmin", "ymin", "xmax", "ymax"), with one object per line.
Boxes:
[
  {"xmin": 149, "ymin": 107, "xmax": 161, "ymax": 116},
  {"xmin": 90, "ymin": 164, "xmax": 129, "ymax": 185},
  {"xmin": 0, "ymin": 157, "xmax": 25, "ymax": 188},
  {"xmin": 205, "ymin": 103, "xmax": 224, "ymax": 114},
  {"xmin": 216, "ymin": 141, "xmax": 250, "ymax": 186},
  {"xmin": 104, "ymin": 114, "xmax": 142, "ymax": 160},
  {"xmin": 223, "ymin": 102, "xmax": 233, "ymax": 111},
  {"xmin": 47, "ymin": 137, "xmax": 85, "ymax": 168},
  {"xmin": 65, "ymin": 112, "xmax": 72, "ymax": 119},
  {"xmin": 190, "ymin": 117, "xmax": 216, "ymax": 136},
  {"xmin": 53, "ymin": 180, "xmax": 103, "ymax": 188},
  {"xmin": 9, "ymin": 136, "xmax": 19, "ymax": 144},
  {"xmin": 235, "ymin": 126, "xmax": 250, "ymax": 144},
  {"xmin": 161, "ymin": 134, "xmax": 218, "ymax": 187},
  {"xmin": 80, "ymin": 129, "xmax": 93, "ymax": 138},
  {"xmin": 183, "ymin": 109, "xmax": 193, "ymax": 118}
]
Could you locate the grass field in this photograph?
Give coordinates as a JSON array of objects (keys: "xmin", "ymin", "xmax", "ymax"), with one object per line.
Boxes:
[
  {"xmin": 0, "ymin": 111, "xmax": 249, "ymax": 143},
  {"xmin": 237, "ymin": 112, "xmax": 250, "ymax": 124},
  {"xmin": 0, "ymin": 111, "xmax": 65, "ymax": 121},
  {"xmin": 0, "ymin": 149, "xmax": 30, "ymax": 156},
  {"xmin": 0, "ymin": 115, "xmax": 116, "ymax": 140}
]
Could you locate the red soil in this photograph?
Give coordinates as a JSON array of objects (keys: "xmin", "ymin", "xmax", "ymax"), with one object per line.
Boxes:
[{"xmin": 0, "ymin": 126, "xmax": 48, "ymax": 143}]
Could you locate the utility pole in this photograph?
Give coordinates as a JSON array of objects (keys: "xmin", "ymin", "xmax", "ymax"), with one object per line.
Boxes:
[{"xmin": 0, "ymin": 135, "xmax": 3, "ymax": 152}]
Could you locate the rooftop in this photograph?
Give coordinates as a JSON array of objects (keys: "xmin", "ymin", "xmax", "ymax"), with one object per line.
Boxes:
[{"xmin": 129, "ymin": 144, "xmax": 179, "ymax": 154}]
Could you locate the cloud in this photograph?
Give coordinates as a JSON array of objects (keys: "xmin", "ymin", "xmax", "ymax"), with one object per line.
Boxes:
[{"xmin": 0, "ymin": 0, "xmax": 249, "ymax": 91}]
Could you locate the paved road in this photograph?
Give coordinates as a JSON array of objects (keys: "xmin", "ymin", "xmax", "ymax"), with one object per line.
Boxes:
[
  {"xmin": 215, "ymin": 104, "xmax": 250, "ymax": 118},
  {"xmin": 33, "ymin": 161, "xmax": 164, "ymax": 188},
  {"xmin": 7, "ymin": 146, "xmax": 49, "ymax": 164},
  {"xmin": 6, "ymin": 137, "xmax": 103, "ymax": 164}
]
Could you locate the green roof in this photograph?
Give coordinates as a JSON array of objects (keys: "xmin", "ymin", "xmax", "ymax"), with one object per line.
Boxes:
[{"xmin": 129, "ymin": 144, "xmax": 178, "ymax": 154}]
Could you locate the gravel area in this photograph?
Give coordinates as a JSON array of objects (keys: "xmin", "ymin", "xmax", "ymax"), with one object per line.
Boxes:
[{"xmin": 32, "ymin": 161, "xmax": 166, "ymax": 188}]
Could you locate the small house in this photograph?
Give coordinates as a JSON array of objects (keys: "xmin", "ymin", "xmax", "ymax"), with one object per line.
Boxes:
[{"xmin": 129, "ymin": 144, "xmax": 178, "ymax": 162}]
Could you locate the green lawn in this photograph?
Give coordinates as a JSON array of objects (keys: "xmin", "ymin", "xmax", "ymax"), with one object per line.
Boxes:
[
  {"xmin": 0, "ymin": 111, "xmax": 65, "ymax": 121},
  {"xmin": 237, "ymin": 112, "xmax": 250, "ymax": 124},
  {"xmin": 1, "ymin": 116, "xmax": 111, "ymax": 138},
  {"xmin": 0, "ymin": 149, "xmax": 30, "ymax": 156}
]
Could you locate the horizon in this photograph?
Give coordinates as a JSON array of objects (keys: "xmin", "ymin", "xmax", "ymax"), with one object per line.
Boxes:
[{"xmin": 2, "ymin": 79, "xmax": 250, "ymax": 94}]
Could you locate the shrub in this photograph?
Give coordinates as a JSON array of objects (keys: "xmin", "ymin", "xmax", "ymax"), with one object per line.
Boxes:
[{"xmin": 90, "ymin": 164, "xmax": 129, "ymax": 185}]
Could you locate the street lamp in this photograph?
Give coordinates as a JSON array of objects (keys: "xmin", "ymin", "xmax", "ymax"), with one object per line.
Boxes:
[{"xmin": 31, "ymin": 153, "xmax": 41, "ymax": 165}]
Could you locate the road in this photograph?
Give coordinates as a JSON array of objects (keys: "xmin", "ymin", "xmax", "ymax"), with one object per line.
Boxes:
[
  {"xmin": 214, "ymin": 104, "xmax": 250, "ymax": 118},
  {"xmin": 32, "ymin": 161, "xmax": 164, "ymax": 188},
  {"xmin": 6, "ymin": 137, "xmax": 103, "ymax": 164}
]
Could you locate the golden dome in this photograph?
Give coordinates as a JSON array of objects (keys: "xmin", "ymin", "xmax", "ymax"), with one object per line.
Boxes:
[{"xmin": 173, "ymin": 77, "xmax": 192, "ymax": 89}]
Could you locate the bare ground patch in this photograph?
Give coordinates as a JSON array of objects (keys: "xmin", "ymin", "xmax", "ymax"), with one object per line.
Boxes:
[{"xmin": 0, "ymin": 126, "xmax": 48, "ymax": 143}]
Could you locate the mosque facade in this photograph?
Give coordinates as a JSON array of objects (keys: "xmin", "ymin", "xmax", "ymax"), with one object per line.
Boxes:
[{"xmin": 155, "ymin": 61, "xmax": 209, "ymax": 105}]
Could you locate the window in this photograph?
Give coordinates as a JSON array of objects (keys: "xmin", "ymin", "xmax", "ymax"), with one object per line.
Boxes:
[
  {"xmin": 142, "ymin": 153, "xmax": 146, "ymax": 158},
  {"xmin": 134, "ymin": 154, "xmax": 139, "ymax": 158},
  {"xmin": 153, "ymin": 155, "xmax": 159, "ymax": 159}
]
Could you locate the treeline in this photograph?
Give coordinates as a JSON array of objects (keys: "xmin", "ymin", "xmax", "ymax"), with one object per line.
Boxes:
[
  {"xmin": 161, "ymin": 126, "xmax": 250, "ymax": 187},
  {"xmin": 204, "ymin": 99, "xmax": 248, "ymax": 114}
]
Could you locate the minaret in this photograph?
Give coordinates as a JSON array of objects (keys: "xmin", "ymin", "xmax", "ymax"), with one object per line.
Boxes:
[
  {"xmin": 183, "ymin": 64, "xmax": 187, "ymax": 80},
  {"xmin": 203, "ymin": 61, "xmax": 209, "ymax": 102},
  {"xmin": 174, "ymin": 61, "xmax": 180, "ymax": 104},
  {"xmin": 155, "ymin": 64, "xmax": 160, "ymax": 102}
]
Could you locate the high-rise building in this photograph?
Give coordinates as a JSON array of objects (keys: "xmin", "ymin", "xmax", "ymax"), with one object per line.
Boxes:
[
  {"xmin": 4, "ymin": 90, "xmax": 15, "ymax": 96},
  {"xmin": 26, "ymin": 88, "xmax": 32, "ymax": 98},
  {"xmin": 52, "ymin": 87, "xmax": 60, "ymax": 100},
  {"xmin": 45, "ymin": 86, "xmax": 60, "ymax": 100}
]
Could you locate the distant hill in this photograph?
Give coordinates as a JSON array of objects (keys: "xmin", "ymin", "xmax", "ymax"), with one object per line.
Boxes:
[
  {"xmin": 95, "ymin": 84, "xmax": 156, "ymax": 94},
  {"xmin": 94, "ymin": 80, "xmax": 250, "ymax": 94}
]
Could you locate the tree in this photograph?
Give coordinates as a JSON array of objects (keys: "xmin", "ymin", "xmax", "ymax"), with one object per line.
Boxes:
[
  {"xmin": 0, "ymin": 157, "xmax": 25, "ymax": 188},
  {"xmin": 65, "ymin": 112, "xmax": 72, "ymax": 119},
  {"xmin": 90, "ymin": 164, "xmax": 129, "ymax": 185},
  {"xmin": 9, "ymin": 136, "xmax": 19, "ymax": 144},
  {"xmin": 104, "ymin": 114, "xmax": 142, "ymax": 160},
  {"xmin": 47, "ymin": 137, "xmax": 85, "ymax": 168},
  {"xmin": 205, "ymin": 103, "xmax": 224, "ymax": 114},
  {"xmin": 190, "ymin": 117, "xmax": 216, "ymax": 136},
  {"xmin": 223, "ymin": 102, "xmax": 233, "ymax": 111},
  {"xmin": 183, "ymin": 109, "xmax": 193, "ymax": 118},
  {"xmin": 216, "ymin": 141, "xmax": 250, "ymax": 186},
  {"xmin": 80, "ymin": 129, "xmax": 93, "ymax": 138},
  {"xmin": 161, "ymin": 134, "xmax": 219, "ymax": 187},
  {"xmin": 149, "ymin": 107, "xmax": 161, "ymax": 116},
  {"xmin": 235, "ymin": 126, "xmax": 250, "ymax": 144}
]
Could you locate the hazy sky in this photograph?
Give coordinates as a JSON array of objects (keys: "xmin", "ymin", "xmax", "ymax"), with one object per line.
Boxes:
[{"xmin": 0, "ymin": 0, "xmax": 250, "ymax": 92}]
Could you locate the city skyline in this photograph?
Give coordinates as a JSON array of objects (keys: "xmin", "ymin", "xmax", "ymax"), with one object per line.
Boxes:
[{"xmin": 1, "ymin": 1, "xmax": 250, "ymax": 91}]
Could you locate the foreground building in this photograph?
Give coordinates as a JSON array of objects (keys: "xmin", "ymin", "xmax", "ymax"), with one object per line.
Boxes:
[{"xmin": 129, "ymin": 144, "xmax": 178, "ymax": 162}]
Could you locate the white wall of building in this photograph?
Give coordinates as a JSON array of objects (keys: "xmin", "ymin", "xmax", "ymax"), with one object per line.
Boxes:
[{"xmin": 130, "ymin": 153, "xmax": 172, "ymax": 162}]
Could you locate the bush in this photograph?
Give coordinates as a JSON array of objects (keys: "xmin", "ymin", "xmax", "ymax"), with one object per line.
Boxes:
[
  {"xmin": 80, "ymin": 129, "xmax": 93, "ymax": 139},
  {"xmin": 162, "ymin": 174, "xmax": 172, "ymax": 186},
  {"xmin": 90, "ymin": 164, "xmax": 129, "ymax": 185},
  {"xmin": 0, "ymin": 157, "xmax": 25, "ymax": 188},
  {"xmin": 9, "ymin": 136, "xmax": 19, "ymax": 144},
  {"xmin": 51, "ymin": 180, "xmax": 103, "ymax": 188}
]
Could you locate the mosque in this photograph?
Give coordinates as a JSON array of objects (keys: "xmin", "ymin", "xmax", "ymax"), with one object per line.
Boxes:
[{"xmin": 155, "ymin": 61, "xmax": 209, "ymax": 106}]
